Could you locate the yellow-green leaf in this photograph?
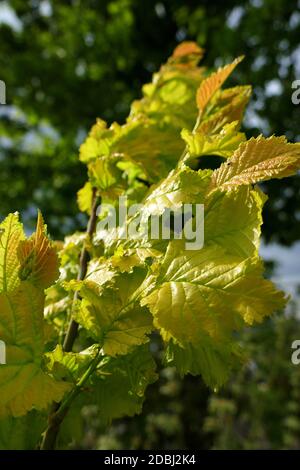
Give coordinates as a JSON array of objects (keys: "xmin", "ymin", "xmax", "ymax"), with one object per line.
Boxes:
[
  {"xmin": 196, "ymin": 56, "xmax": 244, "ymax": 112},
  {"xmin": 210, "ymin": 135, "xmax": 300, "ymax": 192},
  {"xmin": 0, "ymin": 282, "xmax": 70, "ymax": 417},
  {"xmin": 142, "ymin": 242, "xmax": 286, "ymax": 346},
  {"xmin": 0, "ymin": 213, "xmax": 25, "ymax": 293},
  {"xmin": 181, "ymin": 121, "xmax": 245, "ymax": 161},
  {"xmin": 91, "ymin": 345, "xmax": 157, "ymax": 424},
  {"xmin": 77, "ymin": 181, "xmax": 93, "ymax": 215},
  {"xmin": 75, "ymin": 269, "xmax": 153, "ymax": 356}
]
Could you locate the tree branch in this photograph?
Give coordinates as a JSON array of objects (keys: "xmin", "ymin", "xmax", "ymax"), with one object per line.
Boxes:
[
  {"xmin": 63, "ymin": 188, "xmax": 100, "ymax": 352},
  {"xmin": 40, "ymin": 348, "xmax": 102, "ymax": 450},
  {"xmin": 40, "ymin": 188, "xmax": 100, "ymax": 450}
]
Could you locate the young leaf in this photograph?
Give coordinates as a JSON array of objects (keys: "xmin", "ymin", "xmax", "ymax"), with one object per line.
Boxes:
[
  {"xmin": 0, "ymin": 213, "xmax": 70, "ymax": 418},
  {"xmin": 138, "ymin": 166, "xmax": 211, "ymax": 218},
  {"xmin": 196, "ymin": 56, "xmax": 244, "ymax": 113},
  {"xmin": 197, "ymin": 85, "xmax": 252, "ymax": 135},
  {"xmin": 79, "ymin": 119, "xmax": 111, "ymax": 163},
  {"xmin": 181, "ymin": 121, "xmax": 245, "ymax": 161},
  {"xmin": 171, "ymin": 41, "xmax": 204, "ymax": 63},
  {"xmin": 210, "ymin": 135, "xmax": 300, "ymax": 191},
  {"xmin": 79, "ymin": 43, "xmax": 206, "ymax": 181},
  {"xmin": 18, "ymin": 211, "xmax": 60, "ymax": 289},
  {"xmin": 75, "ymin": 269, "xmax": 153, "ymax": 356}
]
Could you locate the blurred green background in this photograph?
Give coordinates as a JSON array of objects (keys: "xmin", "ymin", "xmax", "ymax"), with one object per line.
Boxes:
[{"xmin": 0, "ymin": 0, "xmax": 300, "ymax": 449}]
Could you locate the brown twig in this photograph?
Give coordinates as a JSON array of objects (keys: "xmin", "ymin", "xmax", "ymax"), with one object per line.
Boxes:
[
  {"xmin": 63, "ymin": 187, "xmax": 100, "ymax": 352},
  {"xmin": 40, "ymin": 188, "xmax": 100, "ymax": 450}
]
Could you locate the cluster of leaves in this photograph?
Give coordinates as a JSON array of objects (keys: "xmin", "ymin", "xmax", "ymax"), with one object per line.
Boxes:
[
  {"xmin": 1, "ymin": 0, "xmax": 300, "ymax": 245},
  {"xmin": 0, "ymin": 212, "xmax": 69, "ymax": 417},
  {"xmin": 0, "ymin": 42, "xmax": 300, "ymax": 449}
]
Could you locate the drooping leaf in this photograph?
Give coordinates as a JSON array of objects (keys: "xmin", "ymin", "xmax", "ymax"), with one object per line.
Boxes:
[
  {"xmin": 45, "ymin": 345, "xmax": 98, "ymax": 383},
  {"xmin": 165, "ymin": 339, "xmax": 243, "ymax": 389},
  {"xmin": 88, "ymin": 154, "xmax": 125, "ymax": 199},
  {"xmin": 204, "ymin": 186, "xmax": 267, "ymax": 257},
  {"xmin": 90, "ymin": 345, "xmax": 157, "ymax": 424},
  {"xmin": 79, "ymin": 118, "xmax": 111, "ymax": 164},
  {"xmin": 141, "ymin": 240, "xmax": 286, "ymax": 387}
]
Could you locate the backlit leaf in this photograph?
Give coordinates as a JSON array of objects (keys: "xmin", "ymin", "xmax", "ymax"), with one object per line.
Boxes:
[
  {"xmin": 196, "ymin": 56, "xmax": 244, "ymax": 113},
  {"xmin": 181, "ymin": 121, "xmax": 245, "ymax": 161},
  {"xmin": 210, "ymin": 135, "xmax": 300, "ymax": 191},
  {"xmin": 0, "ymin": 213, "xmax": 24, "ymax": 293},
  {"xmin": 0, "ymin": 281, "xmax": 70, "ymax": 417},
  {"xmin": 90, "ymin": 346, "xmax": 157, "ymax": 424},
  {"xmin": 75, "ymin": 268, "xmax": 153, "ymax": 356},
  {"xmin": 18, "ymin": 212, "xmax": 60, "ymax": 289}
]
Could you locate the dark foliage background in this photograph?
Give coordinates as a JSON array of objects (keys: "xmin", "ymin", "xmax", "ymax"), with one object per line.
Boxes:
[{"xmin": 0, "ymin": 0, "xmax": 299, "ymax": 449}]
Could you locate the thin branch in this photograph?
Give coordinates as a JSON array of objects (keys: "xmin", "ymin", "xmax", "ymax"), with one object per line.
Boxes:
[
  {"xmin": 40, "ymin": 188, "xmax": 100, "ymax": 450},
  {"xmin": 63, "ymin": 188, "xmax": 100, "ymax": 352},
  {"xmin": 40, "ymin": 348, "xmax": 102, "ymax": 450}
]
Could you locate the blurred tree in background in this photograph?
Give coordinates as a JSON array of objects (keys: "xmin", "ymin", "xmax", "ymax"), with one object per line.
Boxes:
[{"xmin": 0, "ymin": 0, "xmax": 300, "ymax": 449}]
